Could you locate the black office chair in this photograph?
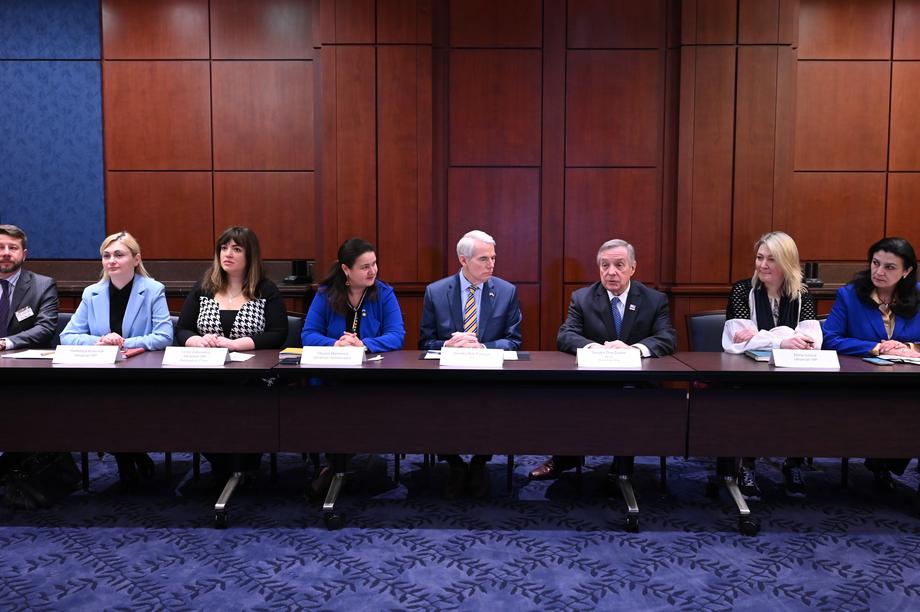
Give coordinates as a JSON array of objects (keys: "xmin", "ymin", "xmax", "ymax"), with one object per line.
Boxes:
[{"xmin": 685, "ymin": 310, "xmax": 726, "ymax": 352}]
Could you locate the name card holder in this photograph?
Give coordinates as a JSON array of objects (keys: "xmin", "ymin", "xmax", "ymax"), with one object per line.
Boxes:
[
  {"xmin": 439, "ymin": 347, "xmax": 504, "ymax": 369},
  {"xmin": 53, "ymin": 345, "xmax": 121, "ymax": 365},
  {"xmin": 576, "ymin": 347, "xmax": 642, "ymax": 369},
  {"xmin": 772, "ymin": 349, "xmax": 840, "ymax": 369},
  {"xmin": 299, "ymin": 346, "xmax": 365, "ymax": 367},
  {"xmin": 162, "ymin": 347, "xmax": 229, "ymax": 367}
]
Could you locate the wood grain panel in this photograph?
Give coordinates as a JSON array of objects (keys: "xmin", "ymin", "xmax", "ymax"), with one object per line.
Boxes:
[
  {"xmin": 335, "ymin": 0, "xmax": 375, "ymax": 43},
  {"xmin": 378, "ymin": 46, "xmax": 419, "ymax": 282},
  {"xmin": 675, "ymin": 46, "xmax": 696, "ymax": 282},
  {"xmin": 446, "ymin": 168, "xmax": 540, "ymax": 283},
  {"xmin": 102, "ymin": 0, "xmax": 209, "ymax": 59},
  {"xmin": 886, "ymin": 173, "xmax": 920, "ymax": 246},
  {"xmin": 417, "ymin": 46, "xmax": 438, "ymax": 282},
  {"xmin": 335, "ymin": 46, "xmax": 377, "ymax": 245},
  {"xmin": 798, "ymin": 0, "xmax": 892, "ymax": 59},
  {"xmin": 566, "ymin": 0, "xmax": 663, "ymax": 48},
  {"xmin": 449, "ymin": 50, "xmax": 542, "ymax": 166},
  {"xmin": 695, "ymin": 0, "xmax": 737, "ymax": 44},
  {"xmin": 794, "ymin": 61, "xmax": 889, "ymax": 171},
  {"xmin": 317, "ymin": 45, "xmax": 339, "ymax": 271},
  {"xmin": 895, "ymin": 0, "xmax": 920, "ymax": 59},
  {"xmin": 105, "ymin": 172, "xmax": 213, "ymax": 259},
  {"xmin": 103, "ymin": 61, "xmax": 211, "ymax": 170},
  {"xmin": 689, "ymin": 47, "xmax": 734, "ymax": 283},
  {"xmin": 788, "ymin": 172, "xmax": 886, "ymax": 260},
  {"xmin": 566, "ymin": 50, "xmax": 661, "ymax": 167},
  {"xmin": 515, "ymin": 283, "xmax": 541, "ymax": 350},
  {"xmin": 377, "ymin": 0, "xmax": 432, "ymax": 43},
  {"xmin": 450, "ymin": 0, "xmax": 541, "ymax": 47},
  {"xmin": 890, "ymin": 62, "xmax": 920, "ymax": 170},
  {"xmin": 212, "ymin": 61, "xmax": 314, "ymax": 170},
  {"xmin": 660, "ymin": 46, "xmax": 680, "ymax": 285},
  {"xmin": 211, "ymin": 0, "xmax": 314, "ymax": 59},
  {"xmin": 739, "ymin": 0, "xmax": 779, "ymax": 43},
  {"xmin": 732, "ymin": 46, "xmax": 777, "ymax": 281},
  {"xmin": 564, "ymin": 169, "xmax": 659, "ymax": 284},
  {"xmin": 396, "ymin": 294, "xmax": 421, "ymax": 351},
  {"xmin": 672, "ymin": 296, "xmax": 728, "ymax": 351},
  {"xmin": 214, "ymin": 172, "xmax": 315, "ymax": 260},
  {"xmin": 779, "ymin": 0, "xmax": 798, "ymax": 45}
]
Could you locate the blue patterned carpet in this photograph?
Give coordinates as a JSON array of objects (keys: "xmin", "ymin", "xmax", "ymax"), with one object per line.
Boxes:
[{"xmin": 1, "ymin": 454, "xmax": 920, "ymax": 610}]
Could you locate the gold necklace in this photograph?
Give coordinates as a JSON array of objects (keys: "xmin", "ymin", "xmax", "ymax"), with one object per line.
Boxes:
[{"xmin": 226, "ymin": 289, "xmax": 244, "ymax": 304}]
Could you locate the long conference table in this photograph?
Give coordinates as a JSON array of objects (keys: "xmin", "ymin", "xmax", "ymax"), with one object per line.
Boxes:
[{"xmin": 2, "ymin": 350, "xmax": 917, "ymax": 533}]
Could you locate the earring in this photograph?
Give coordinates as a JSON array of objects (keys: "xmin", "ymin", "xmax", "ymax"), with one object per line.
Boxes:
[{"xmin": 345, "ymin": 279, "xmax": 351, "ymax": 286}]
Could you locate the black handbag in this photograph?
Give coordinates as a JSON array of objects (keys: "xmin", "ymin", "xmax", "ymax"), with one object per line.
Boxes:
[{"xmin": 3, "ymin": 452, "xmax": 82, "ymax": 510}]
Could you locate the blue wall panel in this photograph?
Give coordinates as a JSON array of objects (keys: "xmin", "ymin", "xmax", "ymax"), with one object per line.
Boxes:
[
  {"xmin": 0, "ymin": 0, "xmax": 100, "ymax": 59},
  {"xmin": 0, "ymin": 0, "xmax": 104, "ymax": 259},
  {"xmin": 0, "ymin": 61, "xmax": 104, "ymax": 258}
]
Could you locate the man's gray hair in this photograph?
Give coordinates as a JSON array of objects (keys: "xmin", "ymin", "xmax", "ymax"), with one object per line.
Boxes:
[
  {"xmin": 596, "ymin": 239, "xmax": 635, "ymax": 265},
  {"xmin": 457, "ymin": 230, "xmax": 496, "ymax": 259}
]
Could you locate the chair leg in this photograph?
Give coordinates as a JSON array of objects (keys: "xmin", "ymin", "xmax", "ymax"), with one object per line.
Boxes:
[
  {"xmin": 270, "ymin": 453, "xmax": 278, "ymax": 483},
  {"xmin": 659, "ymin": 456, "xmax": 668, "ymax": 495},
  {"xmin": 841, "ymin": 457, "xmax": 849, "ymax": 489},
  {"xmin": 506, "ymin": 454, "xmax": 514, "ymax": 493},
  {"xmin": 394, "ymin": 453, "xmax": 401, "ymax": 484},
  {"xmin": 164, "ymin": 452, "xmax": 172, "ymax": 482},
  {"xmin": 193, "ymin": 452, "xmax": 201, "ymax": 481},
  {"xmin": 81, "ymin": 452, "xmax": 90, "ymax": 491}
]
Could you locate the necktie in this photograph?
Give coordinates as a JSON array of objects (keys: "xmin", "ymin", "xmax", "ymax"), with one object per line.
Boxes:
[
  {"xmin": 611, "ymin": 295, "xmax": 622, "ymax": 338},
  {"xmin": 463, "ymin": 285, "xmax": 478, "ymax": 334},
  {"xmin": 0, "ymin": 279, "xmax": 9, "ymax": 338}
]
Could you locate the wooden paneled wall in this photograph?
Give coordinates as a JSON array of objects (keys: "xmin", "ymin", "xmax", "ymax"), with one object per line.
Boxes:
[
  {"xmin": 101, "ymin": 0, "xmax": 316, "ymax": 261},
  {"xmin": 97, "ymin": 0, "xmax": 920, "ymax": 351}
]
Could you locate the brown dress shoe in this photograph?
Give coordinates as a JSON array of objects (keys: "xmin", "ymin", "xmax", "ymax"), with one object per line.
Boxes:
[
  {"xmin": 309, "ymin": 466, "xmax": 334, "ymax": 500},
  {"xmin": 529, "ymin": 459, "xmax": 559, "ymax": 481}
]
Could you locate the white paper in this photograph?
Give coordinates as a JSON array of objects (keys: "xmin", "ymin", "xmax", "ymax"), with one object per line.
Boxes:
[
  {"xmin": 161, "ymin": 346, "xmax": 229, "ymax": 367},
  {"xmin": 228, "ymin": 352, "xmax": 256, "ymax": 362},
  {"xmin": 2, "ymin": 349, "xmax": 57, "ymax": 359},
  {"xmin": 576, "ymin": 347, "xmax": 642, "ymax": 369},
  {"xmin": 299, "ymin": 346, "xmax": 365, "ymax": 366},
  {"xmin": 53, "ymin": 345, "xmax": 121, "ymax": 365},
  {"xmin": 424, "ymin": 351, "xmax": 441, "ymax": 360},
  {"xmin": 772, "ymin": 349, "xmax": 840, "ymax": 369},
  {"xmin": 502, "ymin": 351, "xmax": 519, "ymax": 361},
  {"xmin": 439, "ymin": 347, "xmax": 504, "ymax": 368}
]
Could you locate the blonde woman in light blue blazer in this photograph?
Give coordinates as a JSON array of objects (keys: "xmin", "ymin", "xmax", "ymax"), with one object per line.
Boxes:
[{"xmin": 60, "ymin": 230, "xmax": 172, "ymax": 489}]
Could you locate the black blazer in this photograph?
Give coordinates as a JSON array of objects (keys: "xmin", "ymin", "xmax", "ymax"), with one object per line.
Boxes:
[
  {"xmin": 557, "ymin": 280, "xmax": 676, "ymax": 356},
  {"xmin": 5, "ymin": 269, "xmax": 59, "ymax": 349}
]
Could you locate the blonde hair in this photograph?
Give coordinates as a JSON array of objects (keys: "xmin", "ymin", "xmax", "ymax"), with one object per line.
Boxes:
[
  {"xmin": 100, "ymin": 231, "xmax": 150, "ymax": 280},
  {"xmin": 751, "ymin": 231, "xmax": 803, "ymax": 297}
]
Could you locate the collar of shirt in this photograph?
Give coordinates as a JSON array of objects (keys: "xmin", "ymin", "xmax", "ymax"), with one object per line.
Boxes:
[
  {"xmin": 1, "ymin": 268, "xmax": 23, "ymax": 294},
  {"xmin": 606, "ymin": 281, "xmax": 631, "ymax": 306},
  {"xmin": 459, "ymin": 271, "xmax": 481, "ymax": 295}
]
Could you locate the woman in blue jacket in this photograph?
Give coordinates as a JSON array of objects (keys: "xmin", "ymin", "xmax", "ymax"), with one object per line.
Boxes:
[
  {"xmin": 301, "ymin": 238, "xmax": 406, "ymax": 497},
  {"xmin": 824, "ymin": 236, "xmax": 920, "ymax": 487},
  {"xmin": 301, "ymin": 237, "xmax": 405, "ymax": 353},
  {"xmin": 61, "ymin": 230, "xmax": 173, "ymax": 489}
]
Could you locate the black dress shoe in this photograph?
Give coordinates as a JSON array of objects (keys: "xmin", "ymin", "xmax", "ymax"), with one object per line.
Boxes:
[
  {"xmin": 309, "ymin": 466, "xmax": 334, "ymax": 501},
  {"xmin": 114, "ymin": 453, "xmax": 138, "ymax": 491},
  {"xmin": 445, "ymin": 462, "xmax": 468, "ymax": 500},
  {"xmin": 134, "ymin": 453, "xmax": 155, "ymax": 480},
  {"xmin": 468, "ymin": 460, "xmax": 490, "ymax": 499}
]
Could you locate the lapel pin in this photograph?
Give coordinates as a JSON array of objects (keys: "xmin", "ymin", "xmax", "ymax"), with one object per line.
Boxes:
[{"xmin": 629, "ymin": 304, "xmax": 636, "ymax": 311}]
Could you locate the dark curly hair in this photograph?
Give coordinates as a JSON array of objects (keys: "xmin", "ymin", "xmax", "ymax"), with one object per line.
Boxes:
[{"xmin": 852, "ymin": 237, "xmax": 918, "ymax": 318}]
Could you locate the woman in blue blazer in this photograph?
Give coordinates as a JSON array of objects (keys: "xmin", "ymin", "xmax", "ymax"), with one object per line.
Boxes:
[
  {"xmin": 301, "ymin": 238, "xmax": 406, "ymax": 498},
  {"xmin": 301, "ymin": 238, "xmax": 405, "ymax": 353},
  {"xmin": 60, "ymin": 231, "xmax": 173, "ymax": 488},
  {"xmin": 824, "ymin": 236, "xmax": 920, "ymax": 487}
]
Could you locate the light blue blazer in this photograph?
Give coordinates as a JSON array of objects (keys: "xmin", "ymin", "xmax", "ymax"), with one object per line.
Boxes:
[{"xmin": 60, "ymin": 275, "xmax": 173, "ymax": 350}]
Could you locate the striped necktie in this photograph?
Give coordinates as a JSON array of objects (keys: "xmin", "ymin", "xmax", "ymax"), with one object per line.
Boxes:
[
  {"xmin": 611, "ymin": 295, "xmax": 622, "ymax": 338},
  {"xmin": 463, "ymin": 285, "xmax": 478, "ymax": 334}
]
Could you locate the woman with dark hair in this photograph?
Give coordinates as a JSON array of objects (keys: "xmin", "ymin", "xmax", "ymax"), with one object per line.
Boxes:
[
  {"xmin": 824, "ymin": 236, "xmax": 920, "ymax": 487},
  {"xmin": 175, "ymin": 226, "xmax": 287, "ymax": 485},
  {"xmin": 301, "ymin": 237, "xmax": 405, "ymax": 352}
]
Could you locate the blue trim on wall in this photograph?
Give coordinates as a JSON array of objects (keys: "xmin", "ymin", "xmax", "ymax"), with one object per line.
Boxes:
[{"xmin": 0, "ymin": 0, "xmax": 101, "ymax": 60}]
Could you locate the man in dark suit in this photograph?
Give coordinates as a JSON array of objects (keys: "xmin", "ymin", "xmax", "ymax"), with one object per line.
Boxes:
[
  {"xmin": 0, "ymin": 224, "xmax": 60, "ymax": 476},
  {"xmin": 420, "ymin": 229, "xmax": 523, "ymax": 498},
  {"xmin": 0, "ymin": 225, "xmax": 58, "ymax": 352},
  {"xmin": 529, "ymin": 238, "xmax": 676, "ymax": 480}
]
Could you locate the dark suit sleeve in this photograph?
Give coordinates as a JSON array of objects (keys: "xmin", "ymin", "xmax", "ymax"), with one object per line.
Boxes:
[
  {"xmin": 7, "ymin": 276, "xmax": 58, "ymax": 349},
  {"xmin": 635, "ymin": 291, "xmax": 677, "ymax": 356},
  {"xmin": 418, "ymin": 285, "xmax": 443, "ymax": 350},
  {"xmin": 483, "ymin": 285, "xmax": 522, "ymax": 350},
  {"xmin": 557, "ymin": 294, "xmax": 594, "ymax": 354}
]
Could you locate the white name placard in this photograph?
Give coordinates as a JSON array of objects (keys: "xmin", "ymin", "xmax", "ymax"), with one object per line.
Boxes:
[
  {"xmin": 299, "ymin": 346, "xmax": 365, "ymax": 366},
  {"xmin": 772, "ymin": 349, "xmax": 840, "ymax": 369},
  {"xmin": 576, "ymin": 347, "xmax": 642, "ymax": 369},
  {"xmin": 162, "ymin": 346, "xmax": 229, "ymax": 367},
  {"xmin": 439, "ymin": 347, "xmax": 504, "ymax": 369},
  {"xmin": 53, "ymin": 345, "xmax": 121, "ymax": 365}
]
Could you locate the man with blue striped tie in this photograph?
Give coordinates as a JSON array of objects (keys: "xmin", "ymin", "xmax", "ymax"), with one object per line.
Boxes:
[{"xmin": 420, "ymin": 230, "xmax": 523, "ymax": 499}]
